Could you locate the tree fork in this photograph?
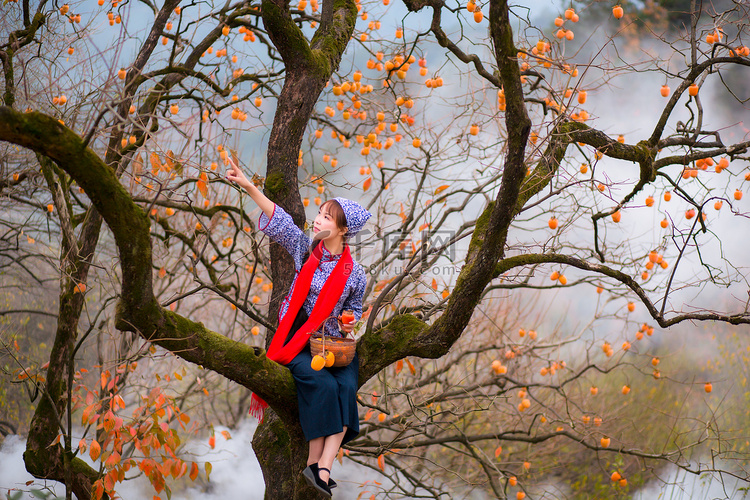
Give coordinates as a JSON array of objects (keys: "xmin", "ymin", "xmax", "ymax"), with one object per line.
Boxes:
[
  {"xmin": 252, "ymin": 0, "xmax": 360, "ymax": 494},
  {"xmin": 423, "ymin": 0, "xmax": 532, "ymax": 352}
]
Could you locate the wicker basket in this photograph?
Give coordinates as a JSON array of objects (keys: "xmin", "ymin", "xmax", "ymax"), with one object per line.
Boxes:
[{"xmin": 309, "ymin": 334, "xmax": 356, "ymax": 367}]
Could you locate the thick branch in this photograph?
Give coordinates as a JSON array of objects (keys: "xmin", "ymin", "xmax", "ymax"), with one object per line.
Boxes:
[
  {"xmin": 648, "ymin": 56, "xmax": 750, "ymax": 146},
  {"xmin": 360, "ymin": 0, "xmax": 533, "ymax": 385},
  {"xmin": 417, "ymin": 0, "xmax": 531, "ymax": 353},
  {"xmin": 493, "ymin": 253, "xmax": 750, "ymax": 327},
  {"xmin": 1, "ymin": 12, "xmax": 46, "ymax": 107},
  {"xmin": 0, "ymin": 107, "xmax": 300, "ymax": 421},
  {"xmin": 259, "ymin": 0, "xmax": 358, "ymax": 339}
]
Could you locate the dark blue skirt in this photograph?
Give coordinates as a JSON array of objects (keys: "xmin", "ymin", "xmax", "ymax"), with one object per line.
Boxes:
[
  {"xmin": 286, "ymin": 347, "xmax": 359, "ymax": 444},
  {"xmin": 283, "ymin": 308, "xmax": 359, "ymax": 444}
]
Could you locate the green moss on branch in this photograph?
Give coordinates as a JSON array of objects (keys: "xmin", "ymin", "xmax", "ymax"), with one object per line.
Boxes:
[{"xmin": 357, "ymin": 314, "xmax": 429, "ymax": 383}]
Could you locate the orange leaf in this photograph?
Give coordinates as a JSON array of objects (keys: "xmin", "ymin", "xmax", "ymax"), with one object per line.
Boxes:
[
  {"xmin": 90, "ymin": 440, "xmax": 101, "ymax": 461},
  {"xmin": 103, "ymin": 410, "xmax": 116, "ymax": 432},
  {"xmin": 363, "ymin": 177, "xmax": 372, "ymax": 191},
  {"xmin": 105, "ymin": 451, "xmax": 121, "ymax": 468},
  {"xmin": 149, "ymin": 152, "xmax": 161, "ymax": 170},
  {"xmin": 171, "ymin": 459, "xmax": 183, "ymax": 478},
  {"xmin": 164, "ymin": 150, "xmax": 175, "ymax": 171},
  {"xmin": 197, "ymin": 180, "xmax": 208, "ymax": 198},
  {"xmin": 405, "ymin": 358, "xmax": 416, "ymax": 375},
  {"xmin": 113, "ymin": 394, "xmax": 125, "ymax": 410},
  {"xmin": 434, "ymin": 184, "xmax": 449, "ymax": 195},
  {"xmin": 395, "ymin": 359, "xmax": 403, "ymax": 374},
  {"xmin": 178, "ymin": 461, "xmax": 188, "ymax": 479},
  {"xmin": 189, "ymin": 462, "xmax": 199, "ymax": 481},
  {"xmin": 208, "ymin": 435, "xmax": 215, "ymax": 449},
  {"xmin": 81, "ymin": 404, "xmax": 97, "ymax": 425},
  {"xmin": 494, "ymin": 445, "xmax": 503, "ymax": 458},
  {"xmin": 220, "ymin": 430, "xmax": 232, "ymax": 440},
  {"xmin": 364, "ymin": 409, "xmax": 373, "ymax": 421},
  {"xmin": 93, "ymin": 480, "xmax": 104, "ymax": 500},
  {"xmin": 152, "ymin": 470, "xmax": 165, "ymax": 493},
  {"xmin": 158, "ymin": 267, "xmax": 167, "ymax": 278},
  {"xmin": 140, "ymin": 459, "xmax": 154, "ymax": 476},
  {"xmin": 431, "ymin": 278, "xmax": 438, "ymax": 291},
  {"xmin": 377, "ymin": 454, "xmax": 385, "ymax": 472}
]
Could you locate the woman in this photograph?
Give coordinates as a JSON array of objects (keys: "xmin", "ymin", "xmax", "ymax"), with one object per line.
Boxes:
[{"xmin": 226, "ymin": 160, "xmax": 371, "ymax": 498}]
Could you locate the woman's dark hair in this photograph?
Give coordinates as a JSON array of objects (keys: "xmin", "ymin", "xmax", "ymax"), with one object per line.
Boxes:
[
  {"xmin": 302, "ymin": 199, "xmax": 349, "ymax": 263},
  {"xmin": 320, "ymin": 199, "xmax": 348, "ymax": 235}
]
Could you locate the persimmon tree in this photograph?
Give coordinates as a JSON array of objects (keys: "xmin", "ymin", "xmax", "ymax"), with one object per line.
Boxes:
[{"xmin": 1, "ymin": 0, "xmax": 750, "ymax": 498}]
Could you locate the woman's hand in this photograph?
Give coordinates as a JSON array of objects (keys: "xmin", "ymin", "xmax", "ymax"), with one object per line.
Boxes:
[
  {"xmin": 225, "ymin": 157, "xmax": 275, "ymax": 219},
  {"xmin": 225, "ymin": 157, "xmax": 250, "ymax": 189},
  {"xmin": 338, "ymin": 316, "xmax": 355, "ymax": 335}
]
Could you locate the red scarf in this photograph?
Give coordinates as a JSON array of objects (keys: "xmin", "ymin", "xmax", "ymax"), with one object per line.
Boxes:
[{"xmin": 249, "ymin": 242, "xmax": 353, "ymax": 422}]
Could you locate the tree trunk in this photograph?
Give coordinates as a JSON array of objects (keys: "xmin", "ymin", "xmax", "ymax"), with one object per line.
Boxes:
[
  {"xmin": 253, "ymin": 64, "xmax": 342, "ymax": 500},
  {"xmin": 253, "ymin": 0, "xmax": 358, "ymax": 493},
  {"xmin": 24, "ymin": 207, "xmax": 104, "ymax": 500},
  {"xmin": 252, "ymin": 411, "xmax": 328, "ymax": 499}
]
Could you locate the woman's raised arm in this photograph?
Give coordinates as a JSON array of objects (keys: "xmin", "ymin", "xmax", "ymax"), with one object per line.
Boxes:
[{"xmin": 225, "ymin": 158, "xmax": 275, "ymax": 219}]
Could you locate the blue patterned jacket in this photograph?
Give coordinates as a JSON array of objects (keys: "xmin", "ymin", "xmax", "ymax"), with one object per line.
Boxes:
[{"xmin": 259, "ymin": 204, "xmax": 367, "ymax": 337}]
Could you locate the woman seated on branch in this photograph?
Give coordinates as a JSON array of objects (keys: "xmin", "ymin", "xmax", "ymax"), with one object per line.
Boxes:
[{"xmin": 226, "ymin": 159, "xmax": 371, "ymax": 498}]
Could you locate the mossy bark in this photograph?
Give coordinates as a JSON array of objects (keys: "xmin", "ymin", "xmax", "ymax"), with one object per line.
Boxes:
[
  {"xmin": 0, "ymin": 0, "xmax": 360, "ymax": 496},
  {"xmin": 0, "ymin": 2, "xmax": 531, "ymax": 494},
  {"xmin": 9, "ymin": 118, "xmax": 106, "ymax": 498},
  {"xmin": 253, "ymin": 0, "xmax": 358, "ymax": 496},
  {"xmin": 0, "ymin": 2, "xmax": 672, "ymax": 498}
]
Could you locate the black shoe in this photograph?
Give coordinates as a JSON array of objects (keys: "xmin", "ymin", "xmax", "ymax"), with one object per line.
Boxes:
[
  {"xmin": 318, "ymin": 466, "xmax": 337, "ymax": 489},
  {"xmin": 309, "ymin": 463, "xmax": 337, "ymax": 489},
  {"xmin": 303, "ymin": 464, "xmax": 332, "ymax": 498}
]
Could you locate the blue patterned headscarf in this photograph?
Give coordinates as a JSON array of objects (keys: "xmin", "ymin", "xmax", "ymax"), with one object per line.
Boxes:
[{"xmin": 333, "ymin": 197, "xmax": 372, "ymax": 236}]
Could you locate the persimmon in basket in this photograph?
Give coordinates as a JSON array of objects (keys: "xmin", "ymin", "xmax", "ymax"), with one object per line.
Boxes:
[{"xmin": 311, "ymin": 355, "xmax": 325, "ymax": 371}]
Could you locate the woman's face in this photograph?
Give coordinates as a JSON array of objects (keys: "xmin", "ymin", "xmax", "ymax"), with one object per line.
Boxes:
[{"xmin": 313, "ymin": 206, "xmax": 347, "ymax": 241}]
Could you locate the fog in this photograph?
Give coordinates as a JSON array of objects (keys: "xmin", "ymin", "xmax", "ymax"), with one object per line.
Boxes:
[
  {"xmin": 1, "ymin": 419, "xmax": 389, "ymax": 499},
  {"xmin": 4, "ymin": 417, "xmax": 750, "ymax": 499},
  {"xmin": 3, "ymin": 0, "xmax": 749, "ymax": 499}
]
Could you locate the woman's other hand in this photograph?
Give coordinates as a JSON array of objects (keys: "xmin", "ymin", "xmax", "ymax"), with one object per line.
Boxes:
[{"xmin": 338, "ymin": 316, "xmax": 355, "ymax": 335}]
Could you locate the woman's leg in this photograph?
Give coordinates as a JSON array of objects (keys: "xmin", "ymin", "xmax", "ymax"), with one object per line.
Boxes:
[
  {"xmin": 287, "ymin": 349, "xmax": 343, "ymax": 440},
  {"xmin": 308, "ymin": 437, "xmax": 324, "ymax": 465},
  {"xmin": 316, "ymin": 426, "xmax": 347, "ymax": 482}
]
